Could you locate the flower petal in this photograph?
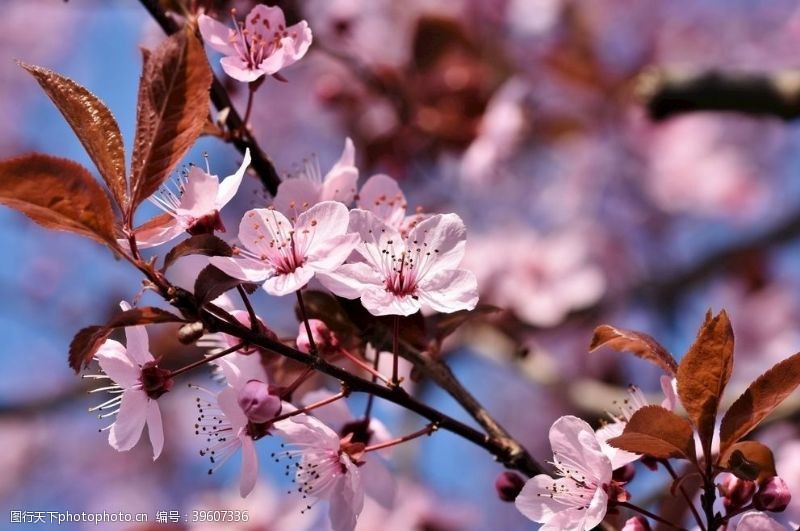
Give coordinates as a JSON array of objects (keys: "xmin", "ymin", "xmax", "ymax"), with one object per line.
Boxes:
[
  {"xmin": 146, "ymin": 398, "xmax": 164, "ymax": 460},
  {"xmin": 217, "ymin": 387, "xmax": 248, "ymax": 432},
  {"xmin": 320, "ymin": 138, "xmax": 358, "ymax": 205},
  {"xmin": 357, "ymin": 174, "xmax": 407, "ymax": 228},
  {"xmin": 239, "ymin": 435, "xmax": 258, "ymax": 498},
  {"xmin": 735, "ymin": 511, "xmax": 786, "ymax": 531},
  {"xmin": 329, "ymin": 460, "xmax": 365, "ymax": 531},
  {"xmin": 418, "ymin": 269, "xmax": 479, "ymax": 314},
  {"xmin": 237, "ymin": 208, "xmax": 292, "ymax": 256},
  {"xmin": 282, "ymin": 20, "xmax": 313, "ymax": 64},
  {"xmin": 317, "ymin": 263, "xmax": 384, "ymax": 299},
  {"xmin": 362, "ymin": 287, "xmax": 420, "ymax": 317},
  {"xmin": 132, "ymin": 217, "xmax": 185, "ymax": 249},
  {"xmin": 295, "ymin": 201, "xmax": 351, "ymax": 255},
  {"xmin": 108, "ymin": 389, "xmax": 149, "ymax": 452},
  {"xmin": 198, "ymin": 14, "xmax": 237, "ymax": 56},
  {"xmin": 272, "ymin": 177, "xmax": 322, "ymax": 217},
  {"xmin": 120, "ymin": 301, "xmax": 153, "ymax": 367},
  {"xmin": 220, "ymin": 56, "xmax": 264, "ymax": 83},
  {"xmin": 360, "ymin": 456, "xmax": 395, "ymax": 508},
  {"xmin": 216, "ymin": 149, "xmax": 251, "ymax": 208},
  {"xmin": 550, "ymin": 416, "xmax": 612, "ymax": 485},
  {"xmin": 515, "ymin": 475, "xmax": 570, "ymax": 524},
  {"xmin": 208, "ymin": 256, "xmax": 272, "ymax": 283},
  {"xmin": 96, "ymin": 339, "xmax": 139, "ymax": 388},
  {"xmin": 406, "ymin": 213, "xmax": 467, "ymax": 275},
  {"xmin": 596, "ymin": 421, "xmax": 639, "ymax": 470},
  {"xmin": 264, "ymin": 265, "xmax": 315, "ymax": 296},
  {"xmin": 176, "ymin": 166, "xmax": 220, "ymax": 218},
  {"xmin": 307, "ymin": 233, "xmax": 359, "ymax": 272}
]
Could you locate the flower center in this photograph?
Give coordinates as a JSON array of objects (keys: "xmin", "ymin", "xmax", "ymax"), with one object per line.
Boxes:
[{"xmin": 139, "ymin": 361, "xmax": 174, "ymax": 400}]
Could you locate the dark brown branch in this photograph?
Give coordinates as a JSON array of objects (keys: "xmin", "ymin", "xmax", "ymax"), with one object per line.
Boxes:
[
  {"xmin": 139, "ymin": 0, "xmax": 282, "ymax": 195},
  {"xmin": 639, "ymin": 67, "xmax": 800, "ymax": 121}
]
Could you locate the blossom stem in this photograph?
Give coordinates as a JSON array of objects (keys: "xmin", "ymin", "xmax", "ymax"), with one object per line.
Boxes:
[
  {"xmin": 269, "ymin": 386, "xmax": 349, "ymax": 424},
  {"xmin": 363, "ymin": 349, "xmax": 380, "ymax": 420},
  {"xmin": 236, "ymin": 284, "xmax": 259, "ymax": 332},
  {"xmin": 296, "ymin": 291, "xmax": 319, "ymax": 356},
  {"xmin": 339, "ymin": 348, "xmax": 392, "ymax": 385},
  {"xmin": 364, "ymin": 423, "xmax": 437, "ymax": 453},
  {"xmin": 280, "ymin": 366, "xmax": 316, "ymax": 401},
  {"xmin": 617, "ymin": 501, "xmax": 687, "ymax": 531},
  {"xmin": 392, "ymin": 315, "xmax": 400, "ymax": 386},
  {"xmin": 242, "ymin": 84, "xmax": 255, "ymax": 133},
  {"xmin": 169, "ymin": 342, "xmax": 246, "ymax": 378},
  {"xmin": 661, "ymin": 459, "xmax": 706, "ymax": 531}
]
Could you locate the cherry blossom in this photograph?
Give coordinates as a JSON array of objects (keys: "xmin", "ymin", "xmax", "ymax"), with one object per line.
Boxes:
[
  {"xmin": 515, "ymin": 415, "xmax": 612, "ymax": 531},
  {"xmin": 198, "ymin": 5, "xmax": 312, "ymax": 83},
  {"xmin": 135, "ymin": 150, "xmax": 251, "ymax": 248},
  {"xmin": 209, "ymin": 201, "xmax": 358, "ymax": 296},
  {"xmin": 356, "ymin": 174, "xmax": 427, "ymax": 235},
  {"xmin": 595, "ymin": 376, "xmax": 678, "ymax": 470},
  {"xmin": 735, "ymin": 511, "xmax": 788, "ymax": 531},
  {"xmin": 319, "ymin": 209, "xmax": 479, "ymax": 316},
  {"xmin": 88, "ymin": 301, "xmax": 169, "ymax": 460},
  {"xmin": 272, "ymin": 138, "xmax": 359, "ymax": 216},
  {"xmin": 272, "ymin": 413, "xmax": 367, "ymax": 531}
]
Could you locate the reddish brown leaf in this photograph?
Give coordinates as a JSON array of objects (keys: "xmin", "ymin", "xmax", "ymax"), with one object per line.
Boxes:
[
  {"xmin": 69, "ymin": 307, "xmax": 184, "ymax": 372},
  {"xmin": 130, "ymin": 28, "xmax": 212, "ymax": 212},
  {"xmin": 607, "ymin": 405, "xmax": 697, "ymax": 461},
  {"xmin": 19, "ymin": 62, "xmax": 127, "ymax": 209},
  {"xmin": 677, "ymin": 310, "xmax": 734, "ymax": 453},
  {"xmin": 163, "ymin": 234, "xmax": 232, "ymax": 271},
  {"xmin": 720, "ymin": 441, "xmax": 776, "ymax": 482},
  {"xmin": 194, "ymin": 265, "xmax": 254, "ymax": 306},
  {"xmin": 590, "ymin": 324, "xmax": 678, "ymax": 375},
  {"xmin": 719, "ymin": 352, "xmax": 800, "ymax": 454},
  {"xmin": 0, "ymin": 154, "xmax": 117, "ymax": 245}
]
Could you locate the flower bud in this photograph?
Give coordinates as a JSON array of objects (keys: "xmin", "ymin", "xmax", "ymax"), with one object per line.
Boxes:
[
  {"xmin": 754, "ymin": 476, "xmax": 791, "ymax": 512},
  {"xmin": 237, "ymin": 380, "xmax": 281, "ymax": 423},
  {"xmin": 622, "ymin": 516, "xmax": 651, "ymax": 531},
  {"xmin": 297, "ymin": 319, "xmax": 339, "ymax": 357},
  {"xmin": 495, "ymin": 471, "xmax": 526, "ymax": 502},
  {"xmin": 613, "ymin": 463, "xmax": 636, "ymax": 484},
  {"xmin": 139, "ymin": 361, "xmax": 174, "ymax": 399},
  {"xmin": 719, "ymin": 474, "xmax": 756, "ymax": 511}
]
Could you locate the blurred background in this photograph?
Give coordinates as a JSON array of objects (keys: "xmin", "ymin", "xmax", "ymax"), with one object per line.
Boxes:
[{"xmin": 3, "ymin": 0, "xmax": 800, "ymax": 529}]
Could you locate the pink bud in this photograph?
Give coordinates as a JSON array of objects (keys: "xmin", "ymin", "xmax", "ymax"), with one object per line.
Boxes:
[
  {"xmin": 237, "ymin": 380, "xmax": 281, "ymax": 423},
  {"xmin": 495, "ymin": 471, "xmax": 526, "ymax": 502},
  {"xmin": 296, "ymin": 319, "xmax": 339, "ymax": 357},
  {"xmin": 720, "ymin": 474, "xmax": 756, "ymax": 510},
  {"xmin": 754, "ymin": 476, "xmax": 791, "ymax": 512},
  {"xmin": 622, "ymin": 516, "xmax": 651, "ymax": 531},
  {"xmin": 613, "ymin": 463, "xmax": 636, "ymax": 484}
]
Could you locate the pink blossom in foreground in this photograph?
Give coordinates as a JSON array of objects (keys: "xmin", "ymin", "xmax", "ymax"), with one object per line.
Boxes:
[
  {"xmin": 735, "ymin": 511, "xmax": 788, "ymax": 530},
  {"xmin": 89, "ymin": 301, "xmax": 168, "ymax": 460},
  {"xmin": 209, "ymin": 201, "xmax": 358, "ymax": 296},
  {"xmin": 273, "ymin": 138, "xmax": 359, "ymax": 216},
  {"xmin": 319, "ymin": 209, "xmax": 478, "ymax": 316},
  {"xmin": 515, "ymin": 416, "xmax": 612, "ymax": 531},
  {"xmin": 595, "ymin": 376, "xmax": 677, "ymax": 470},
  {"xmin": 135, "ymin": 150, "xmax": 251, "ymax": 248},
  {"xmin": 356, "ymin": 174, "xmax": 427, "ymax": 235},
  {"xmin": 198, "ymin": 5, "xmax": 312, "ymax": 83},
  {"xmin": 272, "ymin": 413, "xmax": 367, "ymax": 531}
]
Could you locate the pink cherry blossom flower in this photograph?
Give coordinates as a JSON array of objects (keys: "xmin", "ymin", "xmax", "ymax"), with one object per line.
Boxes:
[
  {"xmin": 595, "ymin": 376, "xmax": 677, "ymax": 470},
  {"xmin": 209, "ymin": 201, "xmax": 358, "ymax": 296},
  {"xmin": 135, "ymin": 150, "xmax": 251, "ymax": 248},
  {"xmin": 198, "ymin": 5, "xmax": 312, "ymax": 83},
  {"xmin": 272, "ymin": 138, "xmax": 359, "ymax": 216},
  {"xmin": 88, "ymin": 301, "xmax": 169, "ymax": 460},
  {"xmin": 356, "ymin": 174, "xmax": 427, "ymax": 235},
  {"xmin": 735, "ymin": 511, "xmax": 787, "ymax": 530},
  {"xmin": 272, "ymin": 413, "xmax": 366, "ymax": 531},
  {"xmin": 515, "ymin": 415, "xmax": 613, "ymax": 531},
  {"xmin": 318, "ymin": 209, "xmax": 479, "ymax": 316}
]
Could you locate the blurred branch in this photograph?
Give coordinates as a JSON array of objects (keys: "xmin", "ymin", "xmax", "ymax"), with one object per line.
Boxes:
[
  {"xmin": 138, "ymin": 0, "xmax": 282, "ymax": 195},
  {"xmin": 639, "ymin": 67, "xmax": 800, "ymax": 121}
]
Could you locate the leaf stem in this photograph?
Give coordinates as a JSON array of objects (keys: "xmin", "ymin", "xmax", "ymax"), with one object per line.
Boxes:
[
  {"xmin": 296, "ymin": 290, "xmax": 318, "ymax": 356},
  {"xmin": 364, "ymin": 422, "xmax": 437, "ymax": 453},
  {"xmin": 662, "ymin": 459, "xmax": 706, "ymax": 531},
  {"xmin": 169, "ymin": 341, "xmax": 245, "ymax": 378},
  {"xmin": 617, "ymin": 501, "xmax": 687, "ymax": 531},
  {"xmin": 269, "ymin": 386, "xmax": 349, "ymax": 424}
]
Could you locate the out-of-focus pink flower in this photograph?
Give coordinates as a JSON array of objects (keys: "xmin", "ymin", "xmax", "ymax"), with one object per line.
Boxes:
[
  {"xmin": 622, "ymin": 516, "xmax": 651, "ymax": 531},
  {"xmin": 134, "ymin": 150, "xmax": 251, "ymax": 248},
  {"xmin": 735, "ymin": 511, "xmax": 787, "ymax": 530},
  {"xmin": 356, "ymin": 174, "xmax": 426, "ymax": 235},
  {"xmin": 754, "ymin": 477, "xmax": 792, "ymax": 513},
  {"xmin": 90, "ymin": 301, "xmax": 168, "ymax": 460},
  {"xmin": 210, "ymin": 201, "xmax": 358, "ymax": 296},
  {"xmin": 319, "ymin": 210, "xmax": 478, "ymax": 316},
  {"xmin": 515, "ymin": 416, "xmax": 612, "ymax": 530},
  {"xmin": 198, "ymin": 5, "xmax": 312, "ymax": 82},
  {"xmin": 496, "ymin": 471, "xmax": 527, "ymax": 502},
  {"xmin": 296, "ymin": 319, "xmax": 340, "ymax": 357},
  {"xmin": 237, "ymin": 380, "xmax": 282, "ymax": 423},
  {"xmin": 595, "ymin": 377, "xmax": 677, "ymax": 470},
  {"xmin": 273, "ymin": 413, "xmax": 366, "ymax": 531},
  {"xmin": 273, "ymin": 138, "xmax": 358, "ymax": 216}
]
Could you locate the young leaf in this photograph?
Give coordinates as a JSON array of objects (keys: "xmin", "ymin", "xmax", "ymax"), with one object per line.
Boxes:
[
  {"xmin": 69, "ymin": 306, "xmax": 184, "ymax": 372},
  {"xmin": 607, "ymin": 405, "xmax": 697, "ymax": 461},
  {"xmin": 194, "ymin": 265, "xmax": 253, "ymax": 306},
  {"xmin": 130, "ymin": 27, "xmax": 212, "ymax": 212},
  {"xmin": 720, "ymin": 441, "xmax": 777, "ymax": 482},
  {"xmin": 590, "ymin": 325, "xmax": 678, "ymax": 375},
  {"xmin": 719, "ymin": 352, "xmax": 800, "ymax": 454},
  {"xmin": 0, "ymin": 154, "xmax": 117, "ymax": 246},
  {"xmin": 163, "ymin": 234, "xmax": 232, "ymax": 271},
  {"xmin": 676, "ymin": 310, "xmax": 734, "ymax": 452},
  {"xmin": 18, "ymin": 62, "xmax": 127, "ymax": 209}
]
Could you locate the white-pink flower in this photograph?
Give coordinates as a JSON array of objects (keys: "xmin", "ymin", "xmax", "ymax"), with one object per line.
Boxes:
[
  {"xmin": 356, "ymin": 174, "xmax": 427, "ymax": 235},
  {"xmin": 135, "ymin": 150, "xmax": 251, "ymax": 248},
  {"xmin": 595, "ymin": 376, "xmax": 678, "ymax": 470},
  {"xmin": 89, "ymin": 301, "xmax": 168, "ymax": 460},
  {"xmin": 209, "ymin": 201, "xmax": 358, "ymax": 296},
  {"xmin": 319, "ymin": 209, "xmax": 479, "ymax": 316},
  {"xmin": 198, "ymin": 5, "xmax": 312, "ymax": 83},
  {"xmin": 272, "ymin": 138, "xmax": 359, "ymax": 216},
  {"xmin": 515, "ymin": 416, "xmax": 612, "ymax": 531},
  {"xmin": 735, "ymin": 511, "xmax": 788, "ymax": 530},
  {"xmin": 272, "ymin": 413, "xmax": 366, "ymax": 531}
]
